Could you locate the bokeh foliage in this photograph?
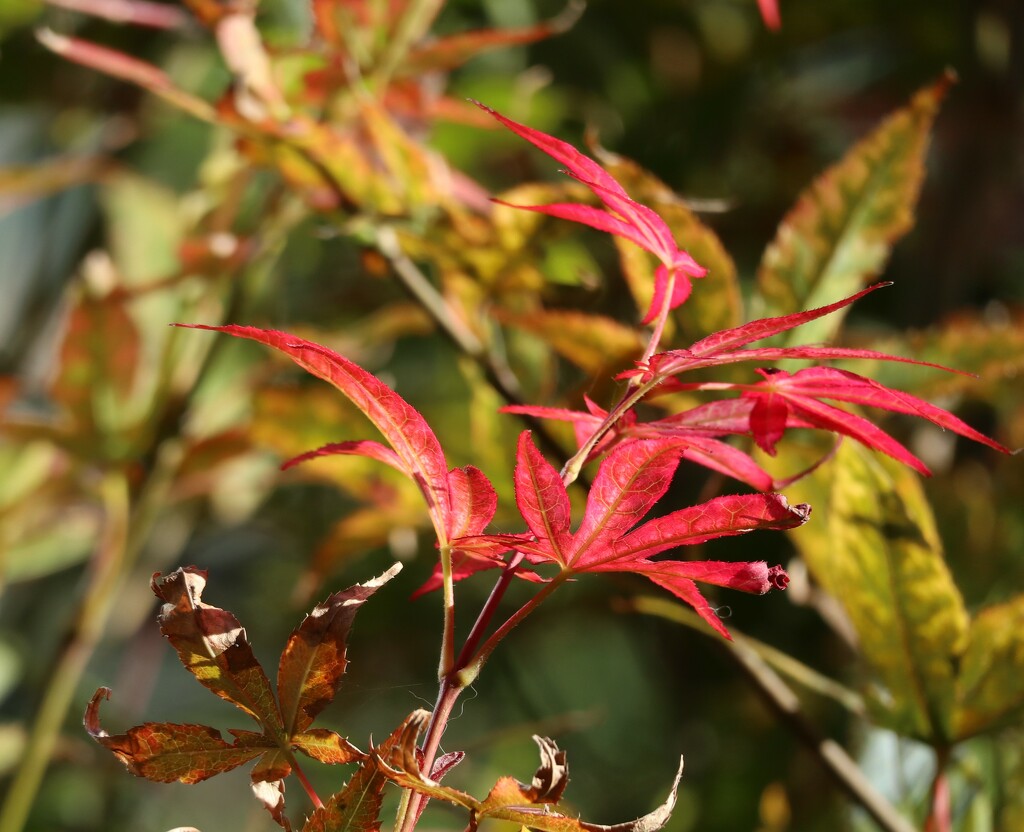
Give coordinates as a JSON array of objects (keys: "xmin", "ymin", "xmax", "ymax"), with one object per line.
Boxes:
[{"xmin": 1, "ymin": 1, "xmax": 1022, "ymax": 830}]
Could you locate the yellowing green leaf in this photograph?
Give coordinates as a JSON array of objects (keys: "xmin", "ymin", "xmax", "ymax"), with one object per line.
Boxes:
[
  {"xmin": 757, "ymin": 74, "xmax": 952, "ymax": 341},
  {"xmin": 848, "ymin": 309, "xmax": 1024, "ymax": 404},
  {"xmin": 0, "ymin": 155, "xmax": 111, "ymax": 220},
  {"xmin": 785, "ymin": 442, "xmax": 968, "ymax": 740},
  {"xmin": 360, "ymin": 101, "xmax": 438, "ymax": 211},
  {"xmin": 492, "ymin": 308, "xmax": 643, "ymax": 375},
  {"xmin": 953, "ymin": 595, "xmax": 1024, "ymax": 739},
  {"xmin": 101, "ymin": 174, "xmax": 183, "ymax": 286}
]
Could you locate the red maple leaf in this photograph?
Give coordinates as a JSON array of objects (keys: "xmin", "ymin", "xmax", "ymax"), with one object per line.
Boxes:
[
  {"xmin": 437, "ymin": 432, "xmax": 809, "ymax": 638},
  {"xmin": 475, "ymin": 102, "xmax": 706, "ymax": 324},
  {"xmin": 176, "ymin": 325, "xmax": 498, "ymax": 547},
  {"xmin": 512, "ymin": 284, "xmax": 1011, "ymax": 487},
  {"xmin": 758, "ymin": 0, "xmax": 781, "ymax": 31}
]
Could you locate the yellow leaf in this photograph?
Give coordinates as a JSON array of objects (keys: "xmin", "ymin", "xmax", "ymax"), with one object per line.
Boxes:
[
  {"xmin": 953, "ymin": 595, "xmax": 1024, "ymax": 739},
  {"xmin": 785, "ymin": 442, "xmax": 968, "ymax": 740},
  {"xmin": 492, "ymin": 308, "xmax": 643, "ymax": 376}
]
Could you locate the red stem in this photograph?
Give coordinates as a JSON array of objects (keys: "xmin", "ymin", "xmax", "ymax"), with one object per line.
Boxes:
[
  {"xmin": 290, "ymin": 755, "xmax": 324, "ymax": 811},
  {"xmin": 924, "ymin": 748, "xmax": 951, "ymax": 832},
  {"xmin": 639, "ymin": 268, "xmax": 676, "ymax": 366},
  {"xmin": 455, "ymin": 552, "xmax": 525, "ymax": 670}
]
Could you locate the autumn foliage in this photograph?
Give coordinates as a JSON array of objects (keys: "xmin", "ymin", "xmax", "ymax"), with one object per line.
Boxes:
[{"xmin": 1, "ymin": 2, "xmax": 1022, "ymax": 832}]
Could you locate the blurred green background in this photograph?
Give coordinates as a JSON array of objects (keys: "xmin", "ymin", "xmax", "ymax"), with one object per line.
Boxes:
[{"xmin": 1, "ymin": 1, "xmax": 1022, "ymax": 830}]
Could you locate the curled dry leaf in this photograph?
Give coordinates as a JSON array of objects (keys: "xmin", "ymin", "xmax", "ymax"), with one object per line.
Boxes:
[
  {"xmin": 524, "ymin": 735, "xmax": 568, "ymax": 804},
  {"xmin": 84, "ymin": 688, "xmax": 265, "ymax": 784},
  {"xmin": 152, "ymin": 567, "xmax": 283, "ymax": 730},
  {"xmin": 252, "ymin": 779, "xmax": 292, "ymax": 832}
]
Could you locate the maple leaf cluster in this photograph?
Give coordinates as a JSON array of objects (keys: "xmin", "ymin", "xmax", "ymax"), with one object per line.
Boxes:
[
  {"xmin": 78, "ymin": 86, "xmax": 1012, "ymax": 831},
  {"xmin": 179, "ymin": 107, "xmax": 1010, "ymax": 645}
]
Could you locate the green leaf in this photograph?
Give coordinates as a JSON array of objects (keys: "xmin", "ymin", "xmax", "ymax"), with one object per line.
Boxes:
[
  {"xmin": 785, "ymin": 442, "xmax": 968, "ymax": 740},
  {"xmin": 953, "ymin": 595, "xmax": 1024, "ymax": 739},
  {"xmin": 100, "ymin": 173, "xmax": 184, "ymax": 287},
  {"xmin": 600, "ymin": 153, "xmax": 742, "ymax": 338},
  {"xmin": 757, "ymin": 73, "xmax": 952, "ymax": 340},
  {"xmin": 151, "ymin": 567, "xmax": 284, "ymax": 733},
  {"xmin": 0, "ymin": 498, "xmax": 97, "ymax": 583}
]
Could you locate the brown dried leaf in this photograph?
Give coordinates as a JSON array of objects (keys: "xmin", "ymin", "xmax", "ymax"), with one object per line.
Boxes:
[
  {"xmin": 252, "ymin": 779, "xmax": 292, "ymax": 831},
  {"xmin": 523, "ymin": 736, "xmax": 568, "ymax": 804},
  {"xmin": 302, "ymin": 714, "xmax": 422, "ymax": 832},
  {"xmin": 151, "ymin": 568, "xmax": 284, "ymax": 733},
  {"xmin": 277, "ymin": 563, "xmax": 402, "ymax": 735},
  {"xmin": 84, "ymin": 688, "xmax": 265, "ymax": 783}
]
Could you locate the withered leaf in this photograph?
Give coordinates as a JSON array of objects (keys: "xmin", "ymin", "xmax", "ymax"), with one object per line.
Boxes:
[
  {"xmin": 303, "ymin": 713, "xmax": 421, "ymax": 832},
  {"xmin": 89, "ymin": 567, "xmax": 400, "ymax": 812},
  {"xmin": 151, "ymin": 567, "xmax": 283, "ymax": 732},
  {"xmin": 84, "ymin": 688, "xmax": 265, "ymax": 783},
  {"xmin": 278, "ymin": 563, "xmax": 402, "ymax": 736},
  {"xmin": 252, "ymin": 779, "xmax": 292, "ymax": 831}
]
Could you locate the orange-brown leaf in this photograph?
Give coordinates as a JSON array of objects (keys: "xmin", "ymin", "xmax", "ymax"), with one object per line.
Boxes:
[
  {"xmin": 84, "ymin": 689, "xmax": 265, "ymax": 784},
  {"xmin": 277, "ymin": 563, "xmax": 402, "ymax": 735},
  {"xmin": 151, "ymin": 568, "xmax": 283, "ymax": 732},
  {"xmin": 292, "ymin": 728, "xmax": 363, "ymax": 765}
]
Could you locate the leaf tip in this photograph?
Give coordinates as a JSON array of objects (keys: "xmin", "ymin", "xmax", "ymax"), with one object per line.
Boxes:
[
  {"xmin": 767, "ymin": 564, "xmax": 789, "ymax": 591},
  {"xmin": 84, "ymin": 686, "xmax": 113, "ymax": 739},
  {"xmin": 35, "ymin": 27, "xmax": 69, "ymax": 54}
]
